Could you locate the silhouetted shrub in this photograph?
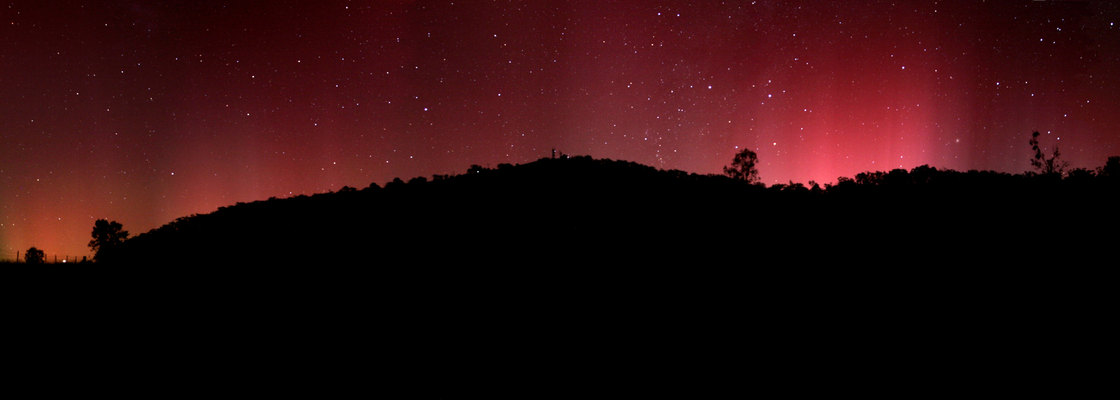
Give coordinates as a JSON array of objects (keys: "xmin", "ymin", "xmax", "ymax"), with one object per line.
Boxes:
[
  {"xmin": 24, "ymin": 247, "xmax": 45, "ymax": 264},
  {"xmin": 1030, "ymin": 131, "xmax": 1068, "ymax": 176},
  {"xmin": 1099, "ymin": 156, "xmax": 1120, "ymax": 179},
  {"xmin": 723, "ymin": 147, "xmax": 760, "ymax": 183},
  {"xmin": 89, "ymin": 219, "xmax": 129, "ymax": 263}
]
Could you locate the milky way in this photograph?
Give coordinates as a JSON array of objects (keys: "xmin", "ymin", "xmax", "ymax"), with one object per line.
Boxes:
[{"xmin": 3, "ymin": 0, "xmax": 1120, "ymax": 259}]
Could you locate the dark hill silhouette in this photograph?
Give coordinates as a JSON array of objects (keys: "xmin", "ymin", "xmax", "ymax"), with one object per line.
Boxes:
[
  {"xmin": 111, "ymin": 155, "xmax": 1118, "ymax": 269},
  {"xmin": 116, "ymin": 156, "xmax": 767, "ymax": 267},
  {"xmin": 38, "ymin": 155, "xmax": 1118, "ymax": 397}
]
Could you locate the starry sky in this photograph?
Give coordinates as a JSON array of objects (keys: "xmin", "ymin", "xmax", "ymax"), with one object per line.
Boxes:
[{"xmin": 2, "ymin": 0, "xmax": 1120, "ymax": 259}]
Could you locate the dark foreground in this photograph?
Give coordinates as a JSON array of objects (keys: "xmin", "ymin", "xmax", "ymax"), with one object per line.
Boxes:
[
  {"xmin": 15, "ymin": 259, "xmax": 1110, "ymax": 397},
  {"xmin": 8, "ymin": 156, "xmax": 1115, "ymax": 395}
]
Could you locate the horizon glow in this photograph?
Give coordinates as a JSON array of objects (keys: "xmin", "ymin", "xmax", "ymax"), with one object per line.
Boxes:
[{"xmin": 2, "ymin": 0, "xmax": 1120, "ymax": 258}]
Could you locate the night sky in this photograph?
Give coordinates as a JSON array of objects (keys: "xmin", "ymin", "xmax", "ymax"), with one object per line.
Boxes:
[{"xmin": 3, "ymin": 0, "xmax": 1120, "ymax": 259}]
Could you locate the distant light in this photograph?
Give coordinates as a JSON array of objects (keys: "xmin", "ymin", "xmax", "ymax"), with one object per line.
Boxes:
[{"xmin": 61, "ymin": 260, "xmax": 66, "ymax": 263}]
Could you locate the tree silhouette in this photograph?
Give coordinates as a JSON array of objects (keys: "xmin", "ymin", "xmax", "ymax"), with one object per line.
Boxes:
[
  {"xmin": 1029, "ymin": 131, "xmax": 1068, "ymax": 176},
  {"xmin": 1098, "ymin": 156, "xmax": 1120, "ymax": 179},
  {"xmin": 24, "ymin": 247, "xmax": 45, "ymax": 264},
  {"xmin": 89, "ymin": 219, "xmax": 129, "ymax": 262},
  {"xmin": 723, "ymin": 147, "xmax": 760, "ymax": 183}
]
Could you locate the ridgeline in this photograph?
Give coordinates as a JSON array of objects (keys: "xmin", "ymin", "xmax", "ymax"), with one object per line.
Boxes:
[{"xmin": 109, "ymin": 155, "xmax": 1119, "ymax": 267}]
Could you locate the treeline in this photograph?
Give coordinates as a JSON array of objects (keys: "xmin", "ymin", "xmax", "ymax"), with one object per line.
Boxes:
[{"xmin": 90, "ymin": 154, "xmax": 1119, "ymax": 267}]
